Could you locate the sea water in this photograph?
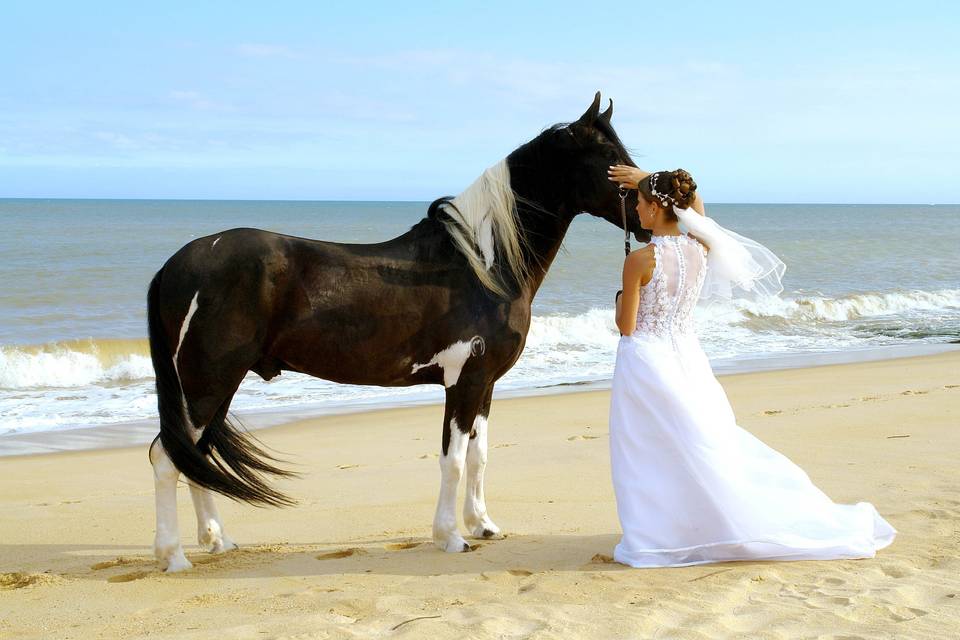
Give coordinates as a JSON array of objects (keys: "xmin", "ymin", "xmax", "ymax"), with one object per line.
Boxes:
[{"xmin": 1, "ymin": 199, "xmax": 957, "ymax": 445}]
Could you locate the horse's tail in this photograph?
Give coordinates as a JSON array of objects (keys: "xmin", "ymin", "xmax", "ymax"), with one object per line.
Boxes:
[{"xmin": 147, "ymin": 268, "xmax": 296, "ymax": 507}]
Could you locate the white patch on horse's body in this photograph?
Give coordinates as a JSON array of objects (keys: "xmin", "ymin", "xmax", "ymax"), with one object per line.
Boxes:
[
  {"xmin": 173, "ymin": 291, "xmax": 200, "ymax": 377},
  {"xmin": 188, "ymin": 483, "xmax": 237, "ymax": 554},
  {"xmin": 433, "ymin": 418, "xmax": 471, "ymax": 552},
  {"xmin": 436, "ymin": 159, "xmax": 529, "ymax": 297},
  {"xmin": 211, "ymin": 236, "xmax": 221, "ymax": 248},
  {"xmin": 463, "ymin": 414, "xmax": 500, "ymax": 539},
  {"xmin": 172, "ymin": 291, "xmax": 201, "ymax": 436},
  {"xmin": 411, "ymin": 336, "xmax": 483, "ymax": 388},
  {"xmin": 149, "ymin": 440, "xmax": 193, "ymax": 572}
]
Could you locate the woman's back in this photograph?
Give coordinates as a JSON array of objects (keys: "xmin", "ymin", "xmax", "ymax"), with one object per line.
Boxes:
[{"xmin": 633, "ymin": 234, "xmax": 707, "ymax": 339}]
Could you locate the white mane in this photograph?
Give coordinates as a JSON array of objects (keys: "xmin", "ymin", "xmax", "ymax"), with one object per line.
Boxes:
[{"xmin": 437, "ymin": 159, "xmax": 530, "ymax": 298}]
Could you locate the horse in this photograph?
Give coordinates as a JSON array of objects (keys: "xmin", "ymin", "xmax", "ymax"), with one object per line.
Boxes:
[{"xmin": 146, "ymin": 92, "xmax": 644, "ymax": 571}]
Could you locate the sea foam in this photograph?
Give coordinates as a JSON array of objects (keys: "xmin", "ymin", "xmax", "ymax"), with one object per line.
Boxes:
[{"xmin": 1, "ymin": 288, "xmax": 957, "ymax": 437}]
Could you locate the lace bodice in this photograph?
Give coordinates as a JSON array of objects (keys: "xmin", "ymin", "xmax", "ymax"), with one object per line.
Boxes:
[{"xmin": 633, "ymin": 234, "xmax": 707, "ymax": 340}]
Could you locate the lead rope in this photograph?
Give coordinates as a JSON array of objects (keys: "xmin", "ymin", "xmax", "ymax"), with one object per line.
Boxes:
[
  {"xmin": 616, "ymin": 188, "xmax": 631, "ymax": 337},
  {"xmin": 619, "ymin": 187, "xmax": 630, "ymax": 256}
]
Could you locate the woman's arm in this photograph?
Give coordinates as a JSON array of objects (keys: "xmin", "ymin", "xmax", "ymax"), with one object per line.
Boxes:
[
  {"xmin": 691, "ymin": 191, "xmax": 706, "ymax": 216},
  {"xmin": 615, "ymin": 249, "xmax": 652, "ymax": 335}
]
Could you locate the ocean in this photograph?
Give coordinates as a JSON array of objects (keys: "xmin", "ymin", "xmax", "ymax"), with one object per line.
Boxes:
[{"xmin": 1, "ymin": 199, "xmax": 958, "ymax": 450}]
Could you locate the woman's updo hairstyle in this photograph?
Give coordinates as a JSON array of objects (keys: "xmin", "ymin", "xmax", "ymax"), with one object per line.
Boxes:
[{"xmin": 638, "ymin": 169, "xmax": 698, "ymax": 219}]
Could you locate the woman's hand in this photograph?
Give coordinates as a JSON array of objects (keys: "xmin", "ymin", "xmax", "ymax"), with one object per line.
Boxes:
[{"xmin": 608, "ymin": 165, "xmax": 649, "ymax": 189}]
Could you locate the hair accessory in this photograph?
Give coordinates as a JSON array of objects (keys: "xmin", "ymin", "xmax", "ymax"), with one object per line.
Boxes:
[{"xmin": 647, "ymin": 172, "xmax": 673, "ymax": 208}]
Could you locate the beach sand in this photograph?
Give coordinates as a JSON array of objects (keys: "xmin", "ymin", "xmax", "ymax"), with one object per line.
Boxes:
[{"xmin": 1, "ymin": 350, "xmax": 958, "ymax": 639}]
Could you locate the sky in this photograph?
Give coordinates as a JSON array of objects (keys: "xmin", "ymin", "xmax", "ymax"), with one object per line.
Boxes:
[{"xmin": 1, "ymin": 1, "xmax": 958, "ymax": 203}]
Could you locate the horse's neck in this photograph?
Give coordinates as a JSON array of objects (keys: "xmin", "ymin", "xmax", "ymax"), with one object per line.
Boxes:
[
  {"xmin": 505, "ymin": 147, "xmax": 578, "ymax": 298},
  {"xmin": 514, "ymin": 201, "xmax": 575, "ymax": 298}
]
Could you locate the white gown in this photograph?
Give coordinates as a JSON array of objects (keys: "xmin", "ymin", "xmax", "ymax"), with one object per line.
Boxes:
[{"xmin": 609, "ymin": 233, "xmax": 896, "ymax": 568}]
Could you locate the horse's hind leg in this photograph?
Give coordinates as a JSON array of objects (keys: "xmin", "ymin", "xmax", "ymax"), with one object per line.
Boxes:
[
  {"xmin": 188, "ymin": 483, "xmax": 237, "ymax": 554},
  {"xmin": 149, "ymin": 437, "xmax": 192, "ymax": 572},
  {"xmin": 184, "ymin": 389, "xmax": 243, "ymax": 554},
  {"xmin": 463, "ymin": 384, "xmax": 501, "ymax": 539}
]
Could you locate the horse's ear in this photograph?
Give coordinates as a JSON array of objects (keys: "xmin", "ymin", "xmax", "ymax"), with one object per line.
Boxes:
[
  {"xmin": 599, "ymin": 98, "xmax": 613, "ymax": 123},
  {"xmin": 576, "ymin": 91, "xmax": 602, "ymax": 124}
]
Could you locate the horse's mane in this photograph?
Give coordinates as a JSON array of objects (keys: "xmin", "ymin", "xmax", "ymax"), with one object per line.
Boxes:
[{"xmin": 428, "ymin": 159, "xmax": 530, "ymax": 298}]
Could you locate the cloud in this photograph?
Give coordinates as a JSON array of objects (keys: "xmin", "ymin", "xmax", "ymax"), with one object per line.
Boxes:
[
  {"xmin": 169, "ymin": 90, "xmax": 234, "ymax": 112},
  {"xmin": 235, "ymin": 43, "xmax": 300, "ymax": 59}
]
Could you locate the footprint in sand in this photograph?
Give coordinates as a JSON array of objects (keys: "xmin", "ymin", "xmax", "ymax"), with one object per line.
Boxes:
[
  {"xmin": 567, "ymin": 435, "xmax": 600, "ymax": 441},
  {"xmin": 316, "ymin": 548, "xmax": 366, "ymax": 560},
  {"xmin": 493, "ymin": 443, "xmax": 517, "ymax": 448},
  {"xmin": 943, "ymin": 384, "xmax": 959, "ymax": 389},
  {"xmin": 91, "ymin": 557, "xmax": 142, "ymax": 571},
  {"xmin": 879, "ymin": 563, "xmax": 915, "ymax": 578},
  {"xmin": 337, "ymin": 464, "xmax": 360, "ymax": 470},
  {"xmin": 808, "ymin": 594, "xmax": 854, "ymax": 608},
  {"xmin": 590, "ymin": 553, "xmax": 615, "ymax": 564},
  {"xmin": 385, "ymin": 541, "xmax": 424, "ymax": 551},
  {"xmin": 108, "ymin": 570, "xmax": 151, "ymax": 583},
  {"xmin": 763, "ymin": 409, "xmax": 782, "ymax": 415},
  {"xmin": 507, "ymin": 569, "xmax": 533, "ymax": 576},
  {"xmin": 901, "ymin": 390, "xmax": 929, "ymax": 395},
  {"xmin": 1, "ymin": 572, "xmax": 66, "ymax": 589},
  {"xmin": 418, "ymin": 453, "xmax": 439, "ymax": 459},
  {"xmin": 881, "ymin": 605, "xmax": 929, "ymax": 622}
]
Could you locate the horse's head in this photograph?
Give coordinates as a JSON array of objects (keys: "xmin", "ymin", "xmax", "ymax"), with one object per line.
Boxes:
[{"xmin": 510, "ymin": 92, "xmax": 647, "ymax": 243}]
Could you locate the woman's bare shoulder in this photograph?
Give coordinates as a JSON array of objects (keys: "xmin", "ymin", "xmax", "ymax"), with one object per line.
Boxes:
[
  {"xmin": 626, "ymin": 244, "xmax": 656, "ymax": 268},
  {"xmin": 624, "ymin": 245, "xmax": 656, "ymax": 285}
]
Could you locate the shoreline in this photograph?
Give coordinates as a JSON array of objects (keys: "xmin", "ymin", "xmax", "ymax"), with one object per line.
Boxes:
[
  {"xmin": 2, "ymin": 341, "xmax": 956, "ymax": 458},
  {"xmin": 1, "ymin": 347, "xmax": 958, "ymax": 638}
]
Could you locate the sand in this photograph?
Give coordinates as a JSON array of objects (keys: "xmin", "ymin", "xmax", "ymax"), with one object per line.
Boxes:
[{"xmin": 1, "ymin": 350, "xmax": 958, "ymax": 639}]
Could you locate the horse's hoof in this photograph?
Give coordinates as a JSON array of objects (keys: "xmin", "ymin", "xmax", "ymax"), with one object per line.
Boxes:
[
  {"xmin": 160, "ymin": 552, "xmax": 193, "ymax": 573},
  {"xmin": 434, "ymin": 532, "xmax": 470, "ymax": 553},
  {"xmin": 156, "ymin": 542, "xmax": 193, "ymax": 573},
  {"xmin": 468, "ymin": 520, "xmax": 502, "ymax": 540},
  {"xmin": 210, "ymin": 538, "xmax": 238, "ymax": 554}
]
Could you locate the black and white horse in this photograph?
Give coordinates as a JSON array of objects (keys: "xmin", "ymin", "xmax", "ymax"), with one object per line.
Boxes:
[{"xmin": 147, "ymin": 93, "xmax": 643, "ymax": 571}]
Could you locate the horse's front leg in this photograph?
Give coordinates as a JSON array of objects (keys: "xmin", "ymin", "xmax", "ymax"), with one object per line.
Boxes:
[
  {"xmin": 463, "ymin": 385, "xmax": 501, "ymax": 539},
  {"xmin": 433, "ymin": 382, "xmax": 485, "ymax": 553}
]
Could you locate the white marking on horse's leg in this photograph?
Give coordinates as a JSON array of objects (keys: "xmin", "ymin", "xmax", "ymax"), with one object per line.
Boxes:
[
  {"xmin": 211, "ymin": 236, "xmax": 221, "ymax": 248},
  {"xmin": 433, "ymin": 419, "xmax": 470, "ymax": 553},
  {"xmin": 149, "ymin": 439, "xmax": 192, "ymax": 572},
  {"xmin": 411, "ymin": 335, "xmax": 483, "ymax": 388},
  {"xmin": 463, "ymin": 415, "xmax": 501, "ymax": 539},
  {"xmin": 188, "ymin": 482, "xmax": 237, "ymax": 554}
]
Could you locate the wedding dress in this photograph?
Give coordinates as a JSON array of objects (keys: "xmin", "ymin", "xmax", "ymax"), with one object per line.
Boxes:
[{"xmin": 608, "ymin": 233, "xmax": 896, "ymax": 568}]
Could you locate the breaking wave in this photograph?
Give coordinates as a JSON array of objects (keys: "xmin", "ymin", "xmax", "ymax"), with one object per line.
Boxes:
[{"xmin": 0, "ymin": 288, "xmax": 957, "ymax": 437}]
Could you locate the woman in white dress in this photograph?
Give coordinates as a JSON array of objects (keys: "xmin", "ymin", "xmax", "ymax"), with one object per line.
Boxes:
[{"xmin": 604, "ymin": 165, "xmax": 897, "ymax": 568}]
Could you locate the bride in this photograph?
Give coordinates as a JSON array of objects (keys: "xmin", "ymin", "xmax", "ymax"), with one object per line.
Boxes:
[{"xmin": 604, "ymin": 165, "xmax": 896, "ymax": 568}]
